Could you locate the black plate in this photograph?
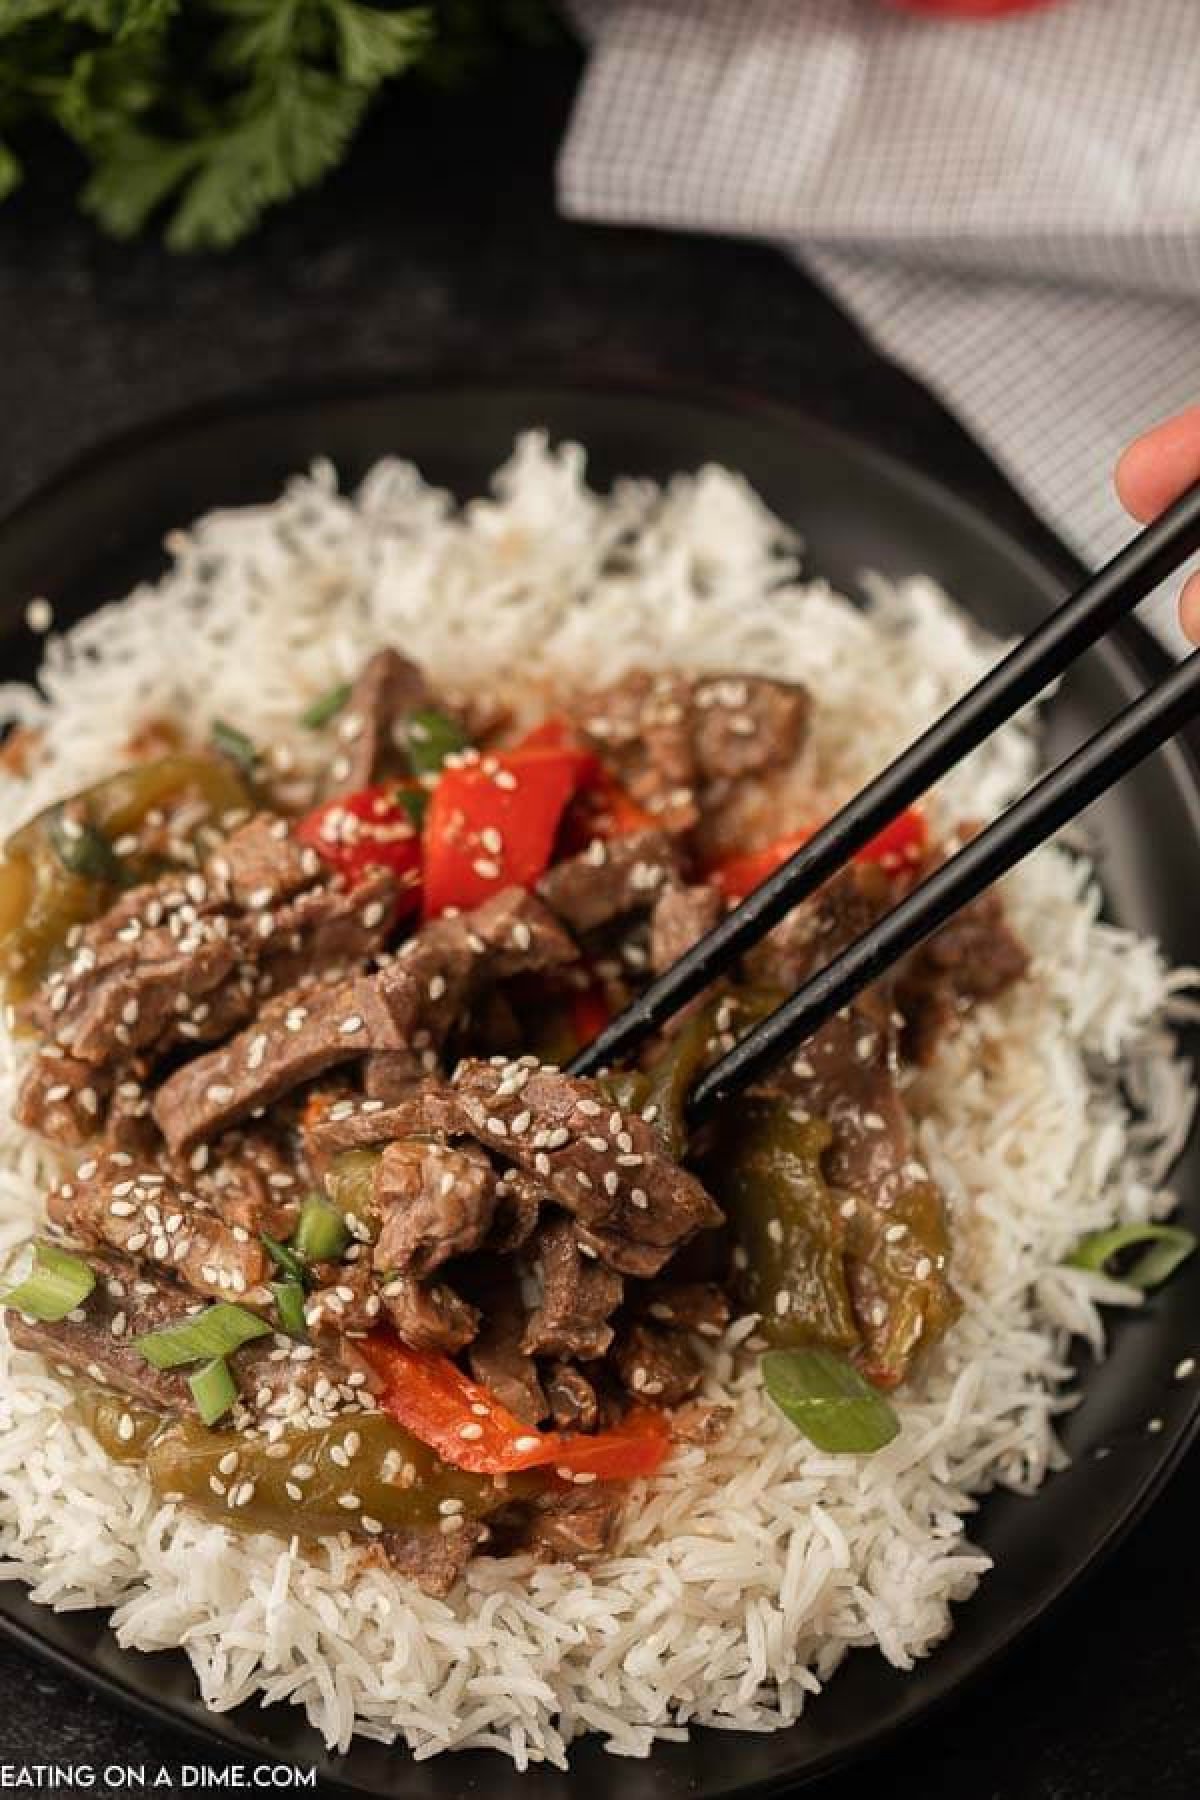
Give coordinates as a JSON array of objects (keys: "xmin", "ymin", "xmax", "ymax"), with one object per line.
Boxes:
[{"xmin": 0, "ymin": 379, "xmax": 1197, "ymax": 1799}]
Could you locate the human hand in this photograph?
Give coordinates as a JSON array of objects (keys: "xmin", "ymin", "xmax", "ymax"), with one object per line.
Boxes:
[{"xmin": 1115, "ymin": 407, "xmax": 1200, "ymax": 645}]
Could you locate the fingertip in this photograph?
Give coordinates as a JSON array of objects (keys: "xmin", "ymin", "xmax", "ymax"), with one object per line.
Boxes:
[
  {"xmin": 1114, "ymin": 405, "xmax": 1200, "ymax": 525},
  {"xmin": 1114, "ymin": 440, "xmax": 1157, "ymax": 524},
  {"xmin": 1179, "ymin": 571, "xmax": 1200, "ymax": 647}
]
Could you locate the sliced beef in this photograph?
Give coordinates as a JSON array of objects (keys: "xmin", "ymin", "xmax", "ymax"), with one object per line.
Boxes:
[
  {"xmin": 155, "ymin": 889, "xmax": 575, "ymax": 1151},
  {"xmin": 690, "ymin": 674, "xmax": 810, "ymax": 783},
  {"xmin": 576, "ymin": 671, "xmax": 699, "ymax": 833},
  {"xmin": 209, "ymin": 812, "xmax": 318, "ymax": 910},
  {"xmin": 488, "ymin": 1168, "xmax": 543, "ymax": 1253},
  {"xmin": 15, "ymin": 1050, "xmax": 110, "ymax": 1146},
  {"xmin": 449, "ymin": 1059, "xmax": 722, "ymax": 1276},
  {"xmin": 377, "ymin": 1517, "xmax": 483, "ymax": 1597},
  {"xmin": 639, "ymin": 1281, "xmax": 730, "ymax": 1339},
  {"xmin": 467, "ymin": 1281, "xmax": 546, "ymax": 1425},
  {"xmin": 898, "ymin": 887, "xmax": 1028, "ymax": 1064},
  {"xmin": 522, "ymin": 1216, "xmax": 623, "ymax": 1359},
  {"xmin": 303, "ymin": 1258, "xmax": 383, "ymax": 1337},
  {"xmin": 260, "ymin": 869, "xmax": 397, "ymax": 995},
  {"xmin": 47, "ymin": 1153, "xmax": 270, "ymax": 1302},
  {"xmin": 537, "ymin": 830, "xmax": 679, "ymax": 935},
  {"xmin": 329, "ymin": 649, "xmax": 433, "ymax": 793},
  {"xmin": 303, "ymin": 1090, "xmax": 438, "ymax": 1161},
  {"xmin": 372, "ymin": 1138, "xmax": 497, "ymax": 1277},
  {"xmin": 575, "ymin": 669, "xmax": 810, "ymax": 838},
  {"xmin": 544, "ymin": 1362, "xmax": 599, "ymax": 1433},
  {"xmin": 519, "ymin": 1488, "xmax": 621, "ymax": 1563},
  {"xmin": 193, "ymin": 1126, "xmax": 307, "ymax": 1239},
  {"xmin": 612, "ymin": 1320, "xmax": 701, "ymax": 1404},
  {"xmin": 378, "ymin": 1272, "xmax": 479, "ymax": 1353},
  {"xmin": 670, "ymin": 1400, "xmax": 732, "ymax": 1445},
  {"xmin": 362, "ymin": 1051, "xmax": 429, "ymax": 1104},
  {"xmin": 650, "ymin": 882, "xmax": 723, "ymax": 976},
  {"xmin": 6, "ymin": 1252, "xmax": 194, "ymax": 1410}
]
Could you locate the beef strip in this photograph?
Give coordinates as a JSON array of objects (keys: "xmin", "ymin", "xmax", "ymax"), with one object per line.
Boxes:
[
  {"xmin": 329, "ymin": 649, "xmax": 433, "ymax": 793},
  {"xmin": 372, "ymin": 1138, "xmax": 497, "ymax": 1278},
  {"xmin": 519, "ymin": 1488, "xmax": 621, "ymax": 1562},
  {"xmin": 898, "ymin": 888, "xmax": 1028, "ymax": 1064},
  {"xmin": 544, "ymin": 1362, "xmax": 599, "ymax": 1432},
  {"xmin": 639, "ymin": 1281, "xmax": 730, "ymax": 1338},
  {"xmin": 15, "ymin": 1050, "xmax": 110, "ymax": 1145},
  {"xmin": 46, "ymin": 1153, "xmax": 271, "ymax": 1303},
  {"xmin": 467, "ymin": 1280, "xmax": 546, "ymax": 1425},
  {"xmin": 208, "ymin": 812, "xmax": 318, "ymax": 910},
  {"xmin": 304, "ymin": 1257, "xmax": 383, "ymax": 1338},
  {"xmin": 669, "ymin": 1400, "xmax": 732, "ymax": 1445},
  {"xmin": 649, "ymin": 882, "xmax": 723, "ymax": 976},
  {"xmin": 448, "ymin": 1059, "xmax": 723, "ymax": 1276},
  {"xmin": 488, "ymin": 1168, "xmax": 543, "ymax": 1252},
  {"xmin": 378, "ymin": 1272, "xmax": 479, "ymax": 1353},
  {"xmin": 6, "ymin": 1251, "xmax": 194, "ymax": 1410},
  {"xmin": 612, "ymin": 1320, "xmax": 701, "ymax": 1404},
  {"xmin": 191, "ymin": 1126, "xmax": 307, "ymax": 1239},
  {"xmin": 257, "ymin": 870, "xmax": 397, "ymax": 995},
  {"xmin": 522, "ymin": 1216, "xmax": 623, "ymax": 1359},
  {"xmin": 376, "ymin": 1518, "xmax": 484, "ymax": 1597},
  {"xmin": 536, "ymin": 830, "xmax": 680, "ymax": 935},
  {"xmin": 154, "ymin": 889, "xmax": 576, "ymax": 1152},
  {"xmin": 575, "ymin": 669, "xmax": 810, "ymax": 838}
]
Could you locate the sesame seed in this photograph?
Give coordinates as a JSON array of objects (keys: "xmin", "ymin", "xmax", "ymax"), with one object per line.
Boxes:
[
  {"xmin": 631, "ymin": 1188, "xmax": 649, "ymax": 1210},
  {"xmin": 116, "ymin": 1412, "xmax": 135, "ymax": 1442},
  {"xmin": 338, "ymin": 1493, "xmax": 361, "ymax": 1510},
  {"xmin": 1176, "ymin": 1357, "xmax": 1197, "ymax": 1381},
  {"xmin": 514, "ymin": 1435, "xmax": 541, "ymax": 1453},
  {"xmin": 361, "ymin": 1515, "xmax": 383, "ymax": 1535},
  {"xmin": 339, "ymin": 1014, "xmax": 365, "ymax": 1035},
  {"xmin": 459, "ymin": 1422, "xmax": 484, "ymax": 1441},
  {"xmin": 285, "ymin": 1481, "xmax": 303, "ymax": 1502}
]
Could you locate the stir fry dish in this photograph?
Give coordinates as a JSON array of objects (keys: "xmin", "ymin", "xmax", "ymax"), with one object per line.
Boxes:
[{"xmin": 0, "ymin": 650, "xmax": 1030, "ymax": 1595}]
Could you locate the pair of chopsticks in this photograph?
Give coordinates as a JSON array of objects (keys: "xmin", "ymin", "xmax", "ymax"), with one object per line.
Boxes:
[{"xmin": 568, "ymin": 480, "xmax": 1200, "ymax": 1122}]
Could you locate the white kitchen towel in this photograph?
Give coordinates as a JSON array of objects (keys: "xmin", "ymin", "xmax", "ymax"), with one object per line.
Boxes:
[{"xmin": 559, "ymin": 0, "xmax": 1200, "ymax": 652}]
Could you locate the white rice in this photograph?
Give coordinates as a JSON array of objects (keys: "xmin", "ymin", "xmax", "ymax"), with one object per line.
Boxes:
[{"xmin": 0, "ymin": 435, "xmax": 1192, "ymax": 1767}]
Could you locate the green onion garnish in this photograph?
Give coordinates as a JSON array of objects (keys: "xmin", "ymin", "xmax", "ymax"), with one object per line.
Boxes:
[
  {"xmin": 272, "ymin": 1280, "xmax": 307, "ymax": 1338},
  {"xmin": 405, "ymin": 707, "xmax": 469, "ymax": 777},
  {"xmin": 301, "ymin": 684, "xmax": 351, "ymax": 730},
  {"xmin": 189, "ymin": 1357, "xmax": 238, "ymax": 1427},
  {"xmin": 395, "ymin": 785, "xmax": 429, "ymax": 829},
  {"xmin": 762, "ymin": 1348, "xmax": 901, "ymax": 1454},
  {"xmin": 47, "ymin": 813, "xmax": 120, "ymax": 884},
  {"xmin": 262, "ymin": 1233, "xmax": 306, "ymax": 1284},
  {"xmin": 209, "ymin": 718, "xmax": 259, "ymax": 778},
  {"xmin": 135, "ymin": 1301, "xmax": 271, "ymax": 1370},
  {"xmin": 1066, "ymin": 1222, "xmax": 1197, "ymax": 1291},
  {"xmin": 292, "ymin": 1194, "xmax": 350, "ymax": 1263},
  {"xmin": 0, "ymin": 1241, "xmax": 95, "ymax": 1322}
]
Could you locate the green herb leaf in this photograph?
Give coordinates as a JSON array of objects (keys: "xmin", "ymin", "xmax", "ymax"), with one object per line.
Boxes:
[
  {"xmin": 136, "ymin": 1300, "xmax": 271, "ymax": 1369},
  {"xmin": 292, "ymin": 1192, "xmax": 349, "ymax": 1262},
  {"xmin": 47, "ymin": 811, "xmax": 120, "ymax": 883},
  {"xmin": 189, "ymin": 1355, "xmax": 238, "ymax": 1426},
  {"xmin": 262, "ymin": 1232, "xmax": 306, "ymax": 1284},
  {"xmin": 405, "ymin": 707, "xmax": 468, "ymax": 777},
  {"xmin": 209, "ymin": 717, "xmax": 259, "ymax": 778},
  {"xmin": 394, "ymin": 784, "xmax": 428, "ymax": 829},
  {"xmin": 0, "ymin": 1240, "xmax": 95, "ymax": 1322},
  {"xmin": 271, "ymin": 1279, "xmax": 307, "ymax": 1337},
  {"xmin": 762, "ymin": 1348, "xmax": 900, "ymax": 1454},
  {"xmin": 300, "ymin": 682, "xmax": 351, "ymax": 730},
  {"xmin": 1066, "ymin": 1223, "xmax": 1197, "ymax": 1291}
]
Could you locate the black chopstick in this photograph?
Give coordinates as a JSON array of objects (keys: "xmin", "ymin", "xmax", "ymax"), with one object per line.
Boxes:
[
  {"xmin": 686, "ymin": 647, "xmax": 1200, "ymax": 1121},
  {"xmin": 568, "ymin": 478, "xmax": 1200, "ymax": 1080}
]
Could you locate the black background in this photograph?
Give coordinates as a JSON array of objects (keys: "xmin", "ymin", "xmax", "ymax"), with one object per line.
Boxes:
[{"xmin": 1, "ymin": 41, "xmax": 1197, "ymax": 1800}]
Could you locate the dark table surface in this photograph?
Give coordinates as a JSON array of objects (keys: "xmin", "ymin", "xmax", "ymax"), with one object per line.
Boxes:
[{"xmin": 1, "ymin": 40, "xmax": 1197, "ymax": 1800}]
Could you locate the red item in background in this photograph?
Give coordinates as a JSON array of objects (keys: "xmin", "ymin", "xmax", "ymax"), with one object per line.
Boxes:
[
  {"xmin": 710, "ymin": 808, "xmax": 928, "ymax": 902},
  {"xmin": 882, "ymin": 0, "xmax": 1063, "ymax": 15}
]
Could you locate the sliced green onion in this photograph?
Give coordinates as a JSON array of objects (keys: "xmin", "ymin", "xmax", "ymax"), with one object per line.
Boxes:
[
  {"xmin": 762, "ymin": 1348, "xmax": 900, "ymax": 1454},
  {"xmin": 272, "ymin": 1280, "xmax": 308, "ymax": 1338},
  {"xmin": 135, "ymin": 1300, "xmax": 271, "ymax": 1370},
  {"xmin": 0, "ymin": 1240, "xmax": 95, "ymax": 1322},
  {"xmin": 1066, "ymin": 1223, "xmax": 1197, "ymax": 1291},
  {"xmin": 47, "ymin": 812, "xmax": 120, "ymax": 883},
  {"xmin": 209, "ymin": 718, "xmax": 259, "ymax": 778},
  {"xmin": 301, "ymin": 683, "xmax": 351, "ymax": 730},
  {"xmin": 262, "ymin": 1233, "xmax": 306, "ymax": 1284},
  {"xmin": 189, "ymin": 1357, "xmax": 238, "ymax": 1427},
  {"xmin": 405, "ymin": 707, "xmax": 469, "ymax": 777},
  {"xmin": 395, "ymin": 785, "xmax": 428, "ymax": 829},
  {"xmin": 292, "ymin": 1194, "xmax": 350, "ymax": 1263}
]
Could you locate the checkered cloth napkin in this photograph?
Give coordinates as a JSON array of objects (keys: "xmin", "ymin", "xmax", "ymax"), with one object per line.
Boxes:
[{"xmin": 559, "ymin": 0, "xmax": 1200, "ymax": 653}]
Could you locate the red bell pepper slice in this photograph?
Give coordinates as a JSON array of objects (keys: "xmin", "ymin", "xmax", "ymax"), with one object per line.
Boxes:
[
  {"xmin": 359, "ymin": 1331, "xmax": 670, "ymax": 1480},
  {"xmin": 711, "ymin": 808, "xmax": 928, "ymax": 901},
  {"xmin": 421, "ymin": 747, "xmax": 586, "ymax": 919},
  {"xmin": 566, "ymin": 979, "xmax": 612, "ymax": 1047},
  {"xmin": 515, "ymin": 716, "xmax": 655, "ymax": 848},
  {"xmin": 296, "ymin": 784, "xmax": 422, "ymax": 910}
]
